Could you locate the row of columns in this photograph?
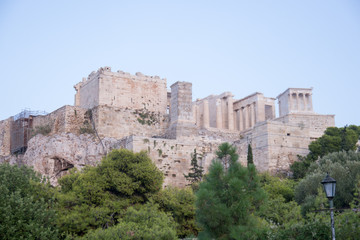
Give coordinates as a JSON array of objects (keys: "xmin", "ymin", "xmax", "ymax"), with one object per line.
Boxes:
[
  {"xmin": 234, "ymin": 103, "xmax": 256, "ymax": 131},
  {"xmin": 290, "ymin": 93, "xmax": 313, "ymax": 112},
  {"xmin": 196, "ymin": 99, "xmax": 257, "ymax": 131}
]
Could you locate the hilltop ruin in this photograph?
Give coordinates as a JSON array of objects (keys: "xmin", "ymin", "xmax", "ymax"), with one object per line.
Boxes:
[{"xmin": 0, "ymin": 66, "xmax": 335, "ymax": 186}]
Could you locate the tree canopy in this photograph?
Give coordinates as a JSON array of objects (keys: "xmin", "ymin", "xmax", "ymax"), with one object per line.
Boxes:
[
  {"xmin": 291, "ymin": 125, "xmax": 360, "ymax": 179},
  {"xmin": 0, "ymin": 164, "xmax": 59, "ymax": 240},
  {"xmin": 196, "ymin": 143, "xmax": 267, "ymax": 240},
  {"xmin": 79, "ymin": 202, "xmax": 177, "ymax": 240},
  {"xmin": 56, "ymin": 149, "xmax": 164, "ymax": 236}
]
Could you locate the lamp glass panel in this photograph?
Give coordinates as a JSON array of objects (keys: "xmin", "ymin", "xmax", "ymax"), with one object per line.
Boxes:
[{"xmin": 324, "ymin": 182, "xmax": 334, "ymax": 198}]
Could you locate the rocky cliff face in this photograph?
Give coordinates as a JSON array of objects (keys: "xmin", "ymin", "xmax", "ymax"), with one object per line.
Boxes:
[{"xmin": 17, "ymin": 133, "xmax": 122, "ymax": 185}]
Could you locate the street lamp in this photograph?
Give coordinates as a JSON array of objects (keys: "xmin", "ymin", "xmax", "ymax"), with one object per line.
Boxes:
[{"xmin": 321, "ymin": 173, "xmax": 336, "ymax": 240}]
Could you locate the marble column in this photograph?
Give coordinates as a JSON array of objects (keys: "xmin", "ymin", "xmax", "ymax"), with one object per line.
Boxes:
[
  {"xmin": 308, "ymin": 94, "xmax": 313, "ymax": 111},
  {"xmin": 244, "ymin": 105, "xmax": 249, "ymax": 129},
  {"xmin": 239, "ymin": 108, "xmax": 243, "ymax": 131},
  {"xmin": 250, "ymin": 103, "xmax": 255, "ymax": 127},
  {"xmin": 227, "ymin": 97, "xmax": 234, "ymax": 130},
  {"xmin": 203, "ymin": 100, "xmax": 210, "ymax": 128},
  {"xmin": 216, "ymin": 99, "xmax": 223, "ymax": 129},
  {"xmin": 296, "ymin": 93, "xmax": 299, "ymax": 111}
]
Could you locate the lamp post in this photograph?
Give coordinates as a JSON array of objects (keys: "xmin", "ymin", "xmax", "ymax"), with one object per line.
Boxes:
[{"xmin": 321, "ymin": 173, "xmax": 336, "ymax": 240}]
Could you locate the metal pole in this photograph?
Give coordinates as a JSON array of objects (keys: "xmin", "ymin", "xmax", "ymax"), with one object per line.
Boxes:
[{"xmin": 330, "ymin": 199, "xmax": 335, "ymax": 240}]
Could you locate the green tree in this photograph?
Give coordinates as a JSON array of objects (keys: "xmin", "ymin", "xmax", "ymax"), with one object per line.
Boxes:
[
  {"xmin": 336, "ymin": 178, "xmax": 360, "ymax": 239},
  {"xmin": 259, "ymin": 173, "xmax": 302, "ymax": 226},
  {"xmin": 247, "ymin": 144, "xmax": 254, "ymax": 166},
  {"xmin": 79, "ymin": 202, "xmax": 177, "ymax": 240},
  {"xmin": 0, "ymin": 163, "xmax": 59, "ymax": 240},
  {"xmin": 294, "ymin": 151, "xmax": 360, "ymax": 212},
  {"xmin": 183, "ymin": 149, "xmax": 204, "ymax": 189},
  {"xmin": 196, "ymin": 143, "xmax": 267, "ymax": 240},
  {"xmin": 153, "ymin": 186, "xmax": 199, "ymax": 238},
  {"xmin": 56, "ymin": 149, "xmax": 163, "ymax": 236},
  {"xmin": 291, "ymin": 125, "xmax": 360, "ymax": 179}
]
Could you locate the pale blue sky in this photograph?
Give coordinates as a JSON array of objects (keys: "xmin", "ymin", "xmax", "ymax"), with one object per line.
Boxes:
[{"xmin": 0, "ymin": 0, "xmax": 359, "ymax": 127}]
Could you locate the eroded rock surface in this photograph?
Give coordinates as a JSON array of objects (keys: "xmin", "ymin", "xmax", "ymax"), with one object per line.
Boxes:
[{"xmin": 22, "ymin": 133, "xmax": 122, "ymax": 185}]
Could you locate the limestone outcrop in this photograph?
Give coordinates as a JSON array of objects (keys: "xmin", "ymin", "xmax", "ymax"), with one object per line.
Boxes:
[{"xmin": 22, "ymin": 133, "xmax": 122, "ymax": 185}]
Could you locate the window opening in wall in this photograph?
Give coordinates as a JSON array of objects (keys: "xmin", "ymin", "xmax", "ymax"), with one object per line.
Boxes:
[{"xmin": 287, "ymin": 133, "xmax": 291, "ymax": 136}]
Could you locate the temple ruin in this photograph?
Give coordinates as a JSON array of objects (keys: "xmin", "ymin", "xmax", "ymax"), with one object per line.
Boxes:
[{"xmin": 0, "ymin": 66, "xmax": 335, "ymax": 187}]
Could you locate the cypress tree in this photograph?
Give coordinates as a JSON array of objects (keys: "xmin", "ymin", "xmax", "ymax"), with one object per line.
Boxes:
[
  {"xmin": 247, "ymin": 144, "xmax": 254, "ymax": 167},
  {"xmin": 184, "ymin": 149, "xmax": 204, "ymax": 186}
]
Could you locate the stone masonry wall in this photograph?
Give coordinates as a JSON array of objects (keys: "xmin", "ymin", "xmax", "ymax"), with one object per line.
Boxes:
[
  {"xmin": 0, "ymin": 118, "xmax": 12, "ymax": 156},
  {"xmin": 32, "ymin": 105, "xmax": 88, "ymax": 135},
  {"xmin": 233, "ymin": 114, "xmax": 334, "ymax": 175},
  {"xmin": 275, "ymin": 114, "xmax": 335, "ymax": 139},
  {"xmin": 75, "ymin": 67, "xmax": 168, "ymax": 114},
  {"xmin": 92, "ymin": 105, "xmax": 170, "ymax": 139},
  {"xmin": 167, "ymin": 82, "xmax": 196, "ymax": 139},
  {"xmin": 120, "ymin": 136, "xmax": 222, "ymax": 188},
  {"xmin": 99, "ymin": 70, "xmax": 168, "ymax": 114},
  {"xmin": 77, "ymin": 72, "xmax": 100, "ymax": 109}
]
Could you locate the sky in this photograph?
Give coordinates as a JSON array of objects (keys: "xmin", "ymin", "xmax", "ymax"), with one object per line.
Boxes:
[{"xmin": 0, "ymin": 0, "xmax": 359, "ymax": 127}]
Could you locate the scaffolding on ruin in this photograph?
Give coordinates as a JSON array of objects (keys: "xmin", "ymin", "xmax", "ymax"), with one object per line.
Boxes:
[{"xmin": 10, "ymin": 109, "xmax": 47, "ymax": 154}]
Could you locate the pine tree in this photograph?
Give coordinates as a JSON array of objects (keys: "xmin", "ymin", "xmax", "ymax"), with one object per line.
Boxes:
[
  {"xmin": 247, "ymin": 144, "xmax": 254, "ymax": 167},
  {"xmin": 184, "ymin": 149, "xmax": 204, "ymax": 186},
  {"xmin": 196, "ymin": 143, "xmax": 267, "ymax": 239}
]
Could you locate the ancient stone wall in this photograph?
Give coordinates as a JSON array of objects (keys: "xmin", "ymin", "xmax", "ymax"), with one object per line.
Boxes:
[
  {"xmin": 0, "ymin": 118, "xmax": 12, "ymax": 156},
  {"xmin": 275, "ymin": 114, "xmax": 335, "ymax": 139},
  {"xmin": 92, "ymin": 105, "xmax": 170, "ymax": 139},
  {"xmin": 0, "ymin": 66, "xmax": 338, "ymax": 187},
  {"xmin": 75, "ymin": 67, "xmax": 168, "ymax": 113},
  {"xmin": 120, "ymin": 135, "xmax": 221, "ymax": 187},
  {"xmin": 32, "ymin": 105, "xmax": 88, "ymax": 136},
  {"xmin": 167, "ymin": 82, "xmax": 196, "ymax": 139},
  {"xmin": 233, "ymin": 114, "xmax": 333, "ymax": 174}
]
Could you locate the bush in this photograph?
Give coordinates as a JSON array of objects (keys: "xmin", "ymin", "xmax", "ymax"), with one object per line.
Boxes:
[
  {"xmin": 0, "ymin": 164, "xmax": 59, "ymax": 240},
  {"xmin": 31, "ymin": 124, "xmax": 52, "ymax": 137},
  {"xmin": 79, "ymin": 202, "xmax": 177, "ymax": 240}
]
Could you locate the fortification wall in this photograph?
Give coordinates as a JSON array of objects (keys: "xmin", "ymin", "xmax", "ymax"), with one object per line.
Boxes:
[
  {"xmin": 78, "ymin": 75, "xmax": 100, "ymax": 109},
  {"xmin": 92, "ymin": 105, "xmax": 170, "ymax": 139},
  {"xmin": 75, "ymin": 67, "xmax": 168, "ymax": 113},
  {"xmin": 99, "ymin": 71, "xmax": 167, "ymax": 113},
  {"xmin": 234, "ymin": 123, "xmax": 271, "ymax": 171},
  {"xmin": 233, "ymin": 113, "xmax": 334, "ymax": 175},
  {"xmin": 274, "ymin": 114, "xmax": 335, "ymax": 139},
  {"xmin": 32, "ymin": 106, "xmax": 87, "ymax": 135},
  {"xmin": 0, "ymin": 118, "xmax": 12, "ymax": 156},
  {"xmin": 120, "ymin": 136, "xmax": 222, "ymax": 187},
  {"xmin": 266, "ymin": 121, "xmax": 311, "ymax": 173}
]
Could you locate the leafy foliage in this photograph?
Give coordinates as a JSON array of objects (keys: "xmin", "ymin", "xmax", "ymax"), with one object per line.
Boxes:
[
  {"xmin": 196, "ymin": 143, "xmax": 267, "ymax": 239},
  {"xmin": 153, "ymin": 186, "xmax": 199, "ymax": 238},
  {"xmin": 0, "ymin": 163, "xmax": 59, "ymax": 240},
  {"xmin": 291, "ymin": 125, "xmax": 360, "ymax": 179},
  {"xmin": 259, "ymin": 173, "xmax": 302, "ymax": 226},
  {"xmin": 79, "ymin": 202, "xmax": 177, "ymax": 240},
  {"xmin": 56, "ymin": 149, "xmax": 163, "ymax": 236},
  {"xmin": 295, "ymin": 151, "xmax": 360, "ymax": 212}
]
